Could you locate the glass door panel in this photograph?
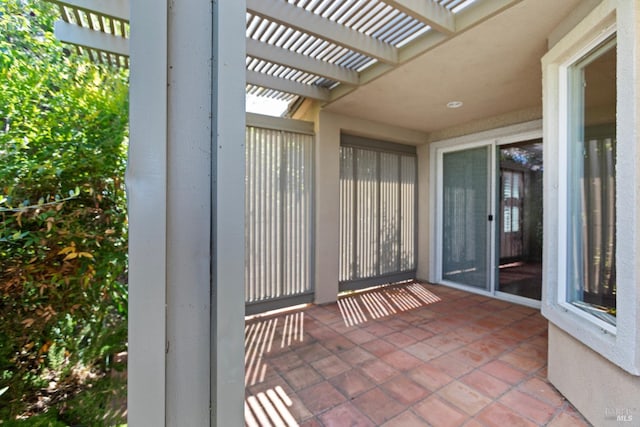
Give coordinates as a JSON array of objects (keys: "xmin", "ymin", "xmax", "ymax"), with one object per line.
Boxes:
[
  {"xmin": 496, "ymin": 141, "xmax": 543, "ymax": 300},
  {"xmin": 442, "ymin": 147, "xmax": 490, "ymax": 290}
]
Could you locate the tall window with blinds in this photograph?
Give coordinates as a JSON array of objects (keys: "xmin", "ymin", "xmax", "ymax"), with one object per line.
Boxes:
[
  {"xmin": 339, "ymin": 136, "xmax": 417, "ymax": 291},
  {"xmin": 566, "ymin": 36, "xmax": 617, "ymax": 325},
  {"xmin": 245, "ymin": 125, "xmax": 314, "ymax": 314}
]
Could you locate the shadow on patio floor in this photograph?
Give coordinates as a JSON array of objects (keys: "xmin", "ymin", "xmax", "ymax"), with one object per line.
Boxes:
[{"xmin": 244, "ymin": 282, "xmax": 590, "ymax": 427}]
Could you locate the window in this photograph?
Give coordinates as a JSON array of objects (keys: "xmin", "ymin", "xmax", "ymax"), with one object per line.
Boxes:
[
  {"xmin": 542, "ymin": 0, "xmax": 640, "ymax": 375},
  {"xmin": 566, "ymin": 37, "xmax": 617, "ymax": 326}
]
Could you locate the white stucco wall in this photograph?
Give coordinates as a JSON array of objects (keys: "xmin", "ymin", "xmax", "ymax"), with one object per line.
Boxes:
[
  {"xmin": 549, "ymin": 324, "xmax": 640, "ymax": 426},
  {"xmin": 416, "ymin": 144, "xmax": 430, "ymax": 281}
]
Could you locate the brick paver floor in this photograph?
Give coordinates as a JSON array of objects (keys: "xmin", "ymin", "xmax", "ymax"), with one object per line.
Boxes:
[{"xmin": 244, "ymin": 282, "xmax": 591, "ymax": 426}]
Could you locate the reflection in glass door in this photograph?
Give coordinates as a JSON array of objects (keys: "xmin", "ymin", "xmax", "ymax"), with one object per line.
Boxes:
[
  {"xmin": 442, "ymin": 147, "xmax": 490, "ymax": 290},
  {"xmin": 496, "ymin": 141, "xmax": 543, "ymax": 300}
]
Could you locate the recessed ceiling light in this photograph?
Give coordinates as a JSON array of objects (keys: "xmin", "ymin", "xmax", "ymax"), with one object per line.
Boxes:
[{"xmin": 446, "ymin": 101, "xmax": 464, "ymax": 109}]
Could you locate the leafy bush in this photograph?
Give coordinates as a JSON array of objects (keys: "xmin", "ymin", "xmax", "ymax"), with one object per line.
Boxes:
[{"xmin": 0, "ymin": 0, "xmax": 129, "ymax": 421}]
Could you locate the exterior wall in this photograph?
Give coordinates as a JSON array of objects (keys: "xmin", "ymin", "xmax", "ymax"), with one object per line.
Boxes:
[
  {"xmin": 314, "ymin": 110, "xmax": 427, "ymax": 304},
  {"xmin": 548, "ymin": 324, "xmax": 640, "ymax": 426},
  {"xmin": 416, "ymin": 144, "xmax": 430, "ymax": 281}
]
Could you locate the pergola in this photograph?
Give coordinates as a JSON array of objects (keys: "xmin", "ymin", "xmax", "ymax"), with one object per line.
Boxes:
[{"xmin": 50, "ymin": 0, "xmax": 520, "ymax": 110}]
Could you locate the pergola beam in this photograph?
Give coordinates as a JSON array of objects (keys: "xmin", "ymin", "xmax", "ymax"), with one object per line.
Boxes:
[
  {"xmin": 247, "ymin": 0, "xmax": 398, "ymax": 65},
  {"xmin": 382, "ymin": 0, "xmax": 455, "ymax": 34},
  {"xmin": 246, "ymin": 38, "xmax": 359, "ymax": 86},
  {"xmin": 54, "ymin": 20, "xmax": 129, "ymax": 56},
  {"xmin": 51, "ymin": 0, "xmax": 129, "ymax": 21},
  {"xmin": 247, "ymin": 70, "xmax": 330, "ymax": 102}
]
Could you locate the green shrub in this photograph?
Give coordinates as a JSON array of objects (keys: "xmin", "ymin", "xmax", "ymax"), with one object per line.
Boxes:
[{"xmin": 0, "ymin": 0, "xmax": 129, "ymax": 420}]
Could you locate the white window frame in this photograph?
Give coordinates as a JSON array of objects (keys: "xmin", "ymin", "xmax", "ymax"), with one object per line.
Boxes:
[{"xmin": 542, "ymin": 0, "xmax": 640, "ymax": 375}]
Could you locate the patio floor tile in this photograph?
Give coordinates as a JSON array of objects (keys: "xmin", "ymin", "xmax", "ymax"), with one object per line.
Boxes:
[
  {"xmin": 337, "ymin": 346, "xmax": 376, "ymax": 366},
  {"xmin": 407, "ymin": 362, "xmax": 454, "ymax": 391},
  {"xmin": 379, "ymin": 375, "xmax": 429, "ymax": 405},
  {"xmin": 384, "ymin": 331, "xmax": 419, "ymax": 348},
  {"xmin": 381, "ymin": 410, "xmax": 430, "ymax": 427},
  {"xmin": 448, "ymin": 346, "xmax": 492, "ymax": 367},
  {"xmin": 244, "ymin": 281, "xmax": 591, "ymax": 426},
  {"xmin": 499, "ymin": 389, "xmax": 556, "ymax": 424},
  {"xmin": 518, "ymin": 376, "xmax": 565, "ymax": 407},
  {"xmin": 459, "ymin": 369, "xmax": 510, "ymax": 399},
  {"xmin": 281, "ymin": 365, "xmax": 322, "ymax": 390},
  {"xmin": 362, "ymin": 338, "xmax": 397, "ymax": 357},
  {"xmin": 297, "ymin": 381, "xmax": 346, "ymax": 414},
  {"xmin": 405, "ymin": 341, "xmax": 443, "ymax": 361},
  {"xmin": 413, "ymin": 395, "xmax": 468, "ymax": 427},
  {"xmin": 322, "ymin": 335, "xmax": 356, "ymax": 353},
  {"xmin": 437, "ymin": 380, "xmax": 492, "ymax": 416},
  {"xmin": 351, "ymin": 387, "xmax": 405, "ymax": 425},
  {"xmin": 480, "ymin": 360, "xmax": 527, "ymax": 385},
  {"xmin": 294, "ymin": 342, "xmax": 332, "ymax": 363},
  {"xmin": 359, "ymin": 359, "xmax": 399, "ymax": 384},
  {"xmin": 547, "ymin": 408, "xmax": 592, "ymax": 427},
  {"xmin": 429, "ymin": 353, "xmax": 475, "ymax": 378},
  {"xmin": 403, "ymin": 326, "xmax": 435, "ymax": 340},
  {"xmin": 311, "ymin": 354, "xmax": 351, "ymax": 379},
  {"xmin": 329, "ymin": 370, "xmax": 375, "ymax": 399},
  {"xmin": 477, "ymin": 402, "xmax": 539, "ymax": 427},
  {"xmin": 380, "ymin": 349, "xmax": 424, "ymax": 371},
  {"xmin": 345, "ymin": 328, "xmax": 377, "ymax": 344},
  {"xmin": 499, "ymin": 350, "xmax": 546, "ymax": 373},
  {"xmin": 318, "ymin": 402, "xmax": 374, "ymax": 427}
]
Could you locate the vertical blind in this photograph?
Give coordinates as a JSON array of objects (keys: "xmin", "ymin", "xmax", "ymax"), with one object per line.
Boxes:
[
  {"xmin": 339, "ymin": 141, "xmax": 417, "ymax": 288},
  {"xmin": 245, "ymin": 126, "xmax": 313, "ymax": 307}
]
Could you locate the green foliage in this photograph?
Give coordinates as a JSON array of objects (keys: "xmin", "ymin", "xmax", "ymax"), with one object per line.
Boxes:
[
  {"xmin": 0, "ymin": 0, "xmax": 129, "ymax": 421},
  {"xmin": 58, "ymin": 372, "xmax": 127, "ymax": 427},
  {"xmin": 1, "ymin": 410, "xmax": 68, "ymax": 427}
]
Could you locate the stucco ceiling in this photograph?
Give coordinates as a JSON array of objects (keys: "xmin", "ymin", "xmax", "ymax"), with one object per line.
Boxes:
[{"xmin": 324, "ymin": 0, "xmax": 585, "ymax": 134}]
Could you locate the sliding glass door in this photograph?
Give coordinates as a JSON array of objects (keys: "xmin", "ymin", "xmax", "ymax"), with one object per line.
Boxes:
[{"xmin": 437, "ymin": 138, "xmax": 543, "ymax": 305}]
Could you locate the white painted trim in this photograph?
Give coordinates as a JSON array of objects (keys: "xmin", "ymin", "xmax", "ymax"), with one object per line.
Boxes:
[
  {"xmin": 163, "ymin": 0, "xmax": 221, "ymax": 421},
  {"xmin": 383, "ymin": 0, "xmax": 455, "ymax": 34},
  {"xmin": 246, "ymin": 112, "xmax": 315, "ymax": 135},
  {"xmin": 247, "ymin": 70, "xmax": 330, "ymax": 102},
  {"xmin": 54, "ymin": 20, "xmax": 129, "ymax": 56},
  {"xmin": 246, "ymin": 38, "xmax": 359, "ymax": 85},
  {"xmin": 126, "ymin": 0, "xmax": 166, "ymax": 422},
  {"xmin": 438, "ymin": 282, "xmax": 541, "ymax": 310},
  {"xmin": 211, "ymin": 0, "xmax": 247, "ymax": 424},
  {"xmin": 52, "ymin": 0, "xmax": 129, "ymax": 20},
  {"xmin": 488, "ymin": 142, "xmax": 496, "ymax": 294},
  {"xmin": 429, "ymin": 120, "xmax": 542, "ymax": 150},
  {"xmin": 495, "ymin": 291, "xmax": 542, "ymax": 310},
  {"xmin": 246, "ymin": 0, "xmax": 398, "ymax": 64}
]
